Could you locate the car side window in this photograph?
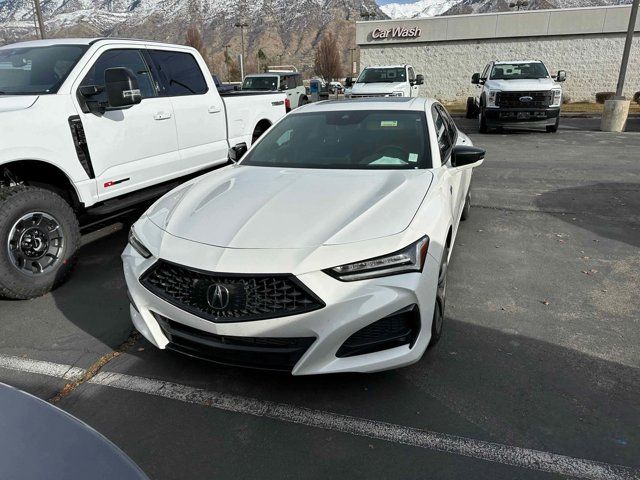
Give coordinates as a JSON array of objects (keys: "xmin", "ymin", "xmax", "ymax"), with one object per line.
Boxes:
[
  {"xmin": 431, "ymin": 106, "xmax": 452, "ymax": 164},
  {"xmin": 408, "ymin": 67, "xmax": 415, "ymax": 83},
  {"xmin": 481, "ymin": 63, "xmax": 491, "ymax": 80},
  {"xmin": 148, "ymin": 50, "xmax": 208, "ymax": 96},
  {"xmin": 79, "ymin": 49, "xmax": 156, "ymax": 103},
  {"xmin": 437, "ymin": 104, "xmax": 458, "ymax": 146},
  {"xmin": 296, "ymin": 75, "xmax": 304, "ymax": 87}
]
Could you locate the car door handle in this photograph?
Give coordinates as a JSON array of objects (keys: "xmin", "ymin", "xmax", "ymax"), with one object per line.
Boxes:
[
  {"xmin": 208, "ymin": 105, "xmax": 221, "ymax": 114},
  {"xmin": 154, "ymin": 112, "xmax": 172, "ymax": 121}
]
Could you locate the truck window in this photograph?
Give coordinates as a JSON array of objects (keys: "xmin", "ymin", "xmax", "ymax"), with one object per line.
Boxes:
[
  {"xmin": 356, "ymin": 68, "xmax": 407, "ymax": 84},
  {"xmin": 0, "ymin": 45, "xmax": 87, "ymax": 95},
  {"xmin": 481, "ymin": 63, "xmax": 491, "ymax": 80},
  {"xmin": 296, "ymin": 75, "xmax": 304, "ymax": 87},
  {"xmin": 408, "ymin": 67, "xmax": 415, "ymax": 82},
  {"xmin": 242, "ymin": 76, "xmax": 278, "ymax": 90},
  {"xmin": 79, "ymin": 49, "xmax": 156, "ymax": 102},
  {"xmin": 431, "ymin": 106, "xmax": 452, "ymax": 163},
  {"xmin": 148, "ymin": 50, "xmax": 208, "ymax": 96}
]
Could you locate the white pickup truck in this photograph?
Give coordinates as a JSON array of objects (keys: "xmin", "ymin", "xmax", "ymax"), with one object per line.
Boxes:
[
  {"xmin": 467, "ymin": 60, "xmax": 566, "ymax": 133},
  {"xmin": 0, "ymin": 38, "xmax": 286, "ymax": 299},
  {"xmin": 345, "ymin": 64, "xmax": 424, "ymax": 98}
]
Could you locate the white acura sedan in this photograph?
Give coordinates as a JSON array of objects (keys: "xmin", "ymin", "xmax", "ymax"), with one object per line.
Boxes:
[{"xmin": 122, "ymin": 98, "xmax": 484, "ymax": 375}]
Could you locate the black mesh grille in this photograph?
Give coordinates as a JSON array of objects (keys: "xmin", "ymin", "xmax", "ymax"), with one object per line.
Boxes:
[
  {"xmin": 337, "ymin": 305, "xmax": 420, "ymax": 358},
  {"xmin": 141, "ymin": 260, "xmax": 324, "ymax": 323},
  {"xmin": 496, "ymin": 91, "xmax": 553, "ymax": 108}
]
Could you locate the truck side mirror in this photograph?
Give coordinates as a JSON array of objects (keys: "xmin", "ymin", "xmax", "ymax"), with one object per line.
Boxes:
[
  {"xmin": 345, "ymin": 77, "xmax": 353, "ymax": 87},
  {"xmin": 451, "ymin": 145, "xmax": 485, "ymax": 169},
  {"xmin": 556, "ymin": 70, "xmax": 567, "ymax": 82},
  {"xmin": 228, "ymin": 143, "xmax": 248, "ymax": 163},
  {"xmin": 471, "ymin": 73, "xmax": 481, "ymax": 85},
  {"xmin": 415, "ymin": 74, "xmax": 424, "ymax": 86},
  {"xmin": 105, "ymin": 68, "xmax": 141, "ymax": 109}
]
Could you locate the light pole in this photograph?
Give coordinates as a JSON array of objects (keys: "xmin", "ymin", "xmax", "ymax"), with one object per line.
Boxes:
[
  {"xmin": 234, "ymin": 21, "xmax": 248, "ymax": 80},
  {"xmin": 349, "ymin": 47, "xmax": 357, "ymax": 76},
  {"xmin": 509, "ymin": 0, "xmax": 529, "ymax": 10},
  {"xmin": 33, "ymin": 0, "xmax": 45, "ymax": 39},
  {"xmin": 224, "ymin": 44, "xmax": 231, "ymax": 82},
  {"xmin": 615, "ymin": 0, "xmax": 639, "ymax": 98}
]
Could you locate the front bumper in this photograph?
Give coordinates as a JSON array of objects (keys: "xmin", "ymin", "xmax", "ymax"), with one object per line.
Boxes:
[
  {"xmin": 485, "ymin": 107, "xmax": 560, "ymax": 128},
  {"xmin": 122, "ymin": 242, "xmax": 439, "ymax": 376}
]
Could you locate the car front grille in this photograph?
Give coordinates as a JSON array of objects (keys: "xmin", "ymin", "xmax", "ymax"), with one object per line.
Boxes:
[
  {"xmin": 154, "ymin": 313, "xmax": 315, "ymax": 371},
  {"xmin": 496, "ymin": 91, "xmax": 553, "ymax": 108},
  {"xmin": 141, "ymin": 260, "xmax": 324, "ymax": 323}
]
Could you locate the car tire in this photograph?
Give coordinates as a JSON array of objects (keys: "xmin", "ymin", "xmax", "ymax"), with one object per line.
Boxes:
[
  {"xmin": 0, "ymin": 186, "xmax": 80, "ymax": 300},
  {"xmin": 299, "ymin": 95, "xmax": 308, "ymax": 106},
  {"xmin": 478, "ymin": 106, "xmax": 488, "ymax": 133},
  {"xmin": 428, "ymin": 246, "xmax": 448, "ymax": 348},
  {"xmin": 460, "ymin": 190, "xmax": 471, "ymax": 221},
  {"xmin": 546, "ymin": 117, "xmax": 560, "ymax": 133},
  {"xmin": 465, "ymin": 97, "xmax": 478, "ymax": 119}
]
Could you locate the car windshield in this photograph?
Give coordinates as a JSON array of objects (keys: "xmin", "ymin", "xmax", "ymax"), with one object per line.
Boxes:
[
  {"xmin": 241, "ymin": 110, "xmax": 431, "ymax": 170},
  {"xmin": 0, "ymin": 45, "xmax": 88, "ymax": 95},
  {"xmin": 490, "ymin": 63, "xmax": 549, "ymax": 80},
  {"xmin": 242, "ymin": 76, "xmax": 278, "ymax": 90},
  {"xmin": 356, "ymin": 68, "xmax": 406, "ymax": 83}
]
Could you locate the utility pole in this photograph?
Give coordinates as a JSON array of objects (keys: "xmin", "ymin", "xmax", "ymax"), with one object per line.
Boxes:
[
  {"xmin": 349, "ymin": 48, "xmax": 357, "ymax": 75},
  {"xmin": 33, "ymin": 0, "xmax": 45, "ymax": 39},
  {"xmin": 224, "ymin": 44, "xmax": 231, "ymax": 82},
  {"xmin": 615, "ymin": 0, "xmax": 639, "ymax": 98},
  {"xmin": 234, "ymin": 21, "xmax": 248, "ymax": 80}
]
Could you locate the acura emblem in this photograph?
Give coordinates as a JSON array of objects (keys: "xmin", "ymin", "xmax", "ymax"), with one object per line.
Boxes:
[
  {"xmin": 519, "ymin": 96, "xmax": 534, "ymax": 102},
  {"xmin": 207, "ymin": 284, "xmax": 230, "ymax": 310}
]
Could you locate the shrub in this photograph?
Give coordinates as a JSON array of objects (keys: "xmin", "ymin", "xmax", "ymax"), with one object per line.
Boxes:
[
  {"xmin": 562, "ymin": 93, "xmax": 571, "ymax": 104},
  {"xmin": 634, "ymin": 91, "xmax": 640, "ymax": 104},
  {"xmin": 595, "ymin": 92, "xmax": 615, "ymax": 104}
]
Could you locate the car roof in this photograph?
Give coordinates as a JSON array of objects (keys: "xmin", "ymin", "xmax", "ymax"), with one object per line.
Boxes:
[
  {"xmin": 245, "ymin": 72, "xmax": 299, "ymax": 77},
  {"xmin": 0, "ymin": 37, "xmax": 192, "ymax": 50},
  {"xmin": 494, "ymin": 60, "xmax": 543, "ymax": 65},
  {"xmin": 293, "ymin": 97, "xmax": 434, "ymax": 113},
  {"xmin": 362, "ymin": 65, "xmax": 408, "ymax": 69}
]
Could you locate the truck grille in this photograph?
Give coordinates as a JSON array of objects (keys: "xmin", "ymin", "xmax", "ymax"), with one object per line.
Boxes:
[
  {"xmin": 141, "ymin": 260, "xmax": 324, "ymax": 323},
  {"xmin": 496, "ymin": 91, "xmax": 553, "ymax": 108}
]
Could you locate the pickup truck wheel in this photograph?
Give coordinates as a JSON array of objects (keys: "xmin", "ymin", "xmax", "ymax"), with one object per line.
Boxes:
[
  {"xmin": 465, "ymin": 97, "xmax": 478, "ymax": 119},
  {"xmin": 478, "ymin": 107, "xmax": 488, "ymax": 133},
  {"xmin": 428, "ymin": 246, "xmax": 448, "ymax": 348},
  {"xmin": 0, "ymin": 186, "xmax": 80, "ymax": 300},
  {"xmin": 546, "ymin": 117, "xmax": 560, "ymax": 133}
]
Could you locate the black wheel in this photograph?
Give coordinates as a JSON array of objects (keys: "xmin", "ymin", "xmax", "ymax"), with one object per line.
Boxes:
[
  {"xmin": 299, "ymin": 95, "xmax": 309, "ymax": 106},
  {"xmin": 460, "ymin": 190, "xmax": 471, "ymax": 221},
  {"xmin": 428, "ymin": 246, "xmax": 448, "ymax": 348},
  {"xmin": 465, "ymin": 97, "xmax": 478, "ymax": 119},
  {"xmin": 478, "ymin": 106, "xmax": 488, "ymax": 133},
  {"xmin": 0, "ymin": 186, "xmax": 80, "ymax": 299},
  {"xmin": 546, "ymin": 117, "xmax": 559, "ymax": 133}
]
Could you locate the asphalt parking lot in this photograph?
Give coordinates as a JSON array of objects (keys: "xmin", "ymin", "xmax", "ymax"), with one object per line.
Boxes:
[{"xmin": 1, "ymin": 116, "xmax": 639, "ymax": 480}]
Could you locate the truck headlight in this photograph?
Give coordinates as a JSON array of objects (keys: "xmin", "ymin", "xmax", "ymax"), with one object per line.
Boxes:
[
  {"xmin": 390, "ymin": 91, "xmax": 404, "ymax": 97},
  {"xmin": 128, "ymin": 227, "xmax": 152, "ymax": 259},
  {"xmin": 551, "ymin": 89, "xmax": 562, "ymax": 107},
  {"xmin": 324, "ymin": 236, "xmax": 429, "ymax": 282},
  {"xmin": 487, "ymin": 90, "xmax": 500, "ymax": 107}
]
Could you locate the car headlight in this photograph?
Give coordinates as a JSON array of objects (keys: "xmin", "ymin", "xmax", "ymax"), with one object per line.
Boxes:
[
  {"xmin": 324, "ymin": 236, "xmax": 429, "ymax": 282},
  {"xmin": 487, "ymin": 90, "xmax": 500, "ymax": 107},
  {"xmin": 551, "ymin": 89, "xmax": 562, "ymax": 107},
  {"xmin": 128, "ymin": 227, "xmax": 152, "ymax": 259},
  {"xmin": 390, "ymin": 91, "xmax": 404, "ymax": 97}
]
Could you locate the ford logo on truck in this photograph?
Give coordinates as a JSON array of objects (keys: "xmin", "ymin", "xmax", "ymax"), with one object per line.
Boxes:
[{"xmin": 519, "ymin": 96, "xmax": 534, "ymax": 103}]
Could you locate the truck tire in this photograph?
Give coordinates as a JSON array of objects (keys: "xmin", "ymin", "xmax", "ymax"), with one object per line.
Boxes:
[
  {"xmin": 465, "ymin": 97, "xmax": 478, "ymax": 119},
  {"xmin": 478, "ymin": 106, "xmax": 488, "ymax": 133},
  {"xmin": 546, "ymin": 117, "xmax": 560, "ymax": 133},
  {"xmin": 0, "ymin": 186, "xmax": 80, "ymax": 300}
]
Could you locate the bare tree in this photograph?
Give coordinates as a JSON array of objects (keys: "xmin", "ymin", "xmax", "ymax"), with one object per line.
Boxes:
[
  {"xmin": 314, "ymin": 33, "xmax": 341, "ymax": 81},
  {"xmin": 185, "ymin": 26, "xmax": 205, "ymax": 56}
]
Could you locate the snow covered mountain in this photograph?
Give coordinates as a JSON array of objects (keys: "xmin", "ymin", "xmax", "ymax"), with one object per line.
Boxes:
[{"xmin": 381, "ymin": 0, "xmax": 632, "ymax": 19}]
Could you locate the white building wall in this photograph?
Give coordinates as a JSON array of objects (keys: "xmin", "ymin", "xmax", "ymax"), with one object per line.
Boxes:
[{"xmin": 360, "ymin": 33, "xmax": 640, "ymax": 103}]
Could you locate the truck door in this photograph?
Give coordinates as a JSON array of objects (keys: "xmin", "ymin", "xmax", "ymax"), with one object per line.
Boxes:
[
  {"xmin": 73, "ymin": 47, "xmax": 180, "ymax": 200},
  {"xmin": 147, "ymin": 48, "xmax": 228, "ymax": 171},
  {"xmin": 408, "ymin": 67, "xmax": 419, "ymax": 97}
]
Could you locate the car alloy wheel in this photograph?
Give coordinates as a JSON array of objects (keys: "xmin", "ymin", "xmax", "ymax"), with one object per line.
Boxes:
[{"xmin": 7, "ymin": 211, "xmax": 65, "ymax": 276}]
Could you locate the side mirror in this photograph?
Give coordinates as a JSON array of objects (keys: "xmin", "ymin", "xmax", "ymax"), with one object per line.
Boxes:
[
  {"xmin": 471, "ymin": 73, "xmax": 481, "ymax": 85},
  {"xmin": 415, "ymin": 74, "xmax": 424, "ymax": 86},
  {"xmin": 345, "ymin": 77, "xmax": 353, "ymax": 87},
  {"xmin": 228, "ymin": 142, "xmax": 248, "ymax": 163},
  {"xmin": 451, "ymin": 145, "xmax": 485, "ymax": 168},
  {"xmin": 105, "ymin": 67, "xmax": 141, "ymax": 109},
  {"xmin": 556, "ymin": 70, "xmax": 567, "ymax": 82}
]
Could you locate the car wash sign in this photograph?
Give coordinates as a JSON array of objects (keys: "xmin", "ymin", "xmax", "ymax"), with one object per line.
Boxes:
[{"xmin": 371, "ymin": 26, "xmax": 422, "ymax": 40}]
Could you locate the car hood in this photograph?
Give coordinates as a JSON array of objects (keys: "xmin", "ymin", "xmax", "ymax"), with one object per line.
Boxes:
[
  {"xmin": 148, "ymin": 166, "xmax": 433, "ymax": 249},
  {"xmin": 351, "ymin": 82, "xmax": 407, "ymax": 93},
  {"xmin": 486, "ymin": 78, "xmax": 558, "ymax": 91},
  {"xmin": 0, "ymin": 95, "xmax": 39, "ymax": 113}
]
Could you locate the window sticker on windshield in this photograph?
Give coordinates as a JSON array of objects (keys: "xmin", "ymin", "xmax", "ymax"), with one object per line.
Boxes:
[
  {"xmin": 380, "ymin": 120, "xmax": 398, "ymax": 127},
  {"xmin": 408, "ymin": 153, "xmax": 418, "ymax": 163}
]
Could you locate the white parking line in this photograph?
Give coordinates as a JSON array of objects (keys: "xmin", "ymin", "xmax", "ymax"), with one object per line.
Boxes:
[{"xmin": 1, "ymin": 354, "xmax": 638, "ymax": 480}]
